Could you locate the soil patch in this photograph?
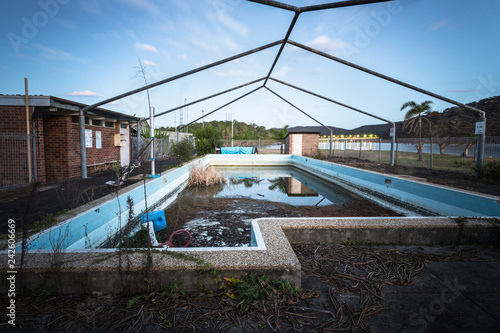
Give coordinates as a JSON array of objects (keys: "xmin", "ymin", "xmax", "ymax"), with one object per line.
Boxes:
[{"xmin": 3, "ymin": 245, "xmax": 497, "ymax": 332}]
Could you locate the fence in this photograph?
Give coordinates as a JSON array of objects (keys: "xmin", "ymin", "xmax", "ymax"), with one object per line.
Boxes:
[
  {"xmin": 220, "ymin": 139, "xmax": 282, "ymax": 151},
  {"xmin": 319, "ymin": 136, "xmax": 500, "ymax": 174},
  {"xmin": 0, "ymin": 133, "xmax": 36, "ymax": 189},
  {"xmin": 131, "ymin": 137, "xmax": 174, "ymax": 163}
]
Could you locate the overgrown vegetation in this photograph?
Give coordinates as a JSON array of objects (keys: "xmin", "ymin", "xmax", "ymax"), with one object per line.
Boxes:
[
  {"xmin": 173, "ymin": 138, "xmax": 195, "ymax": 162},
  {"xmin": 188, "ymin": 163, "xmax": 226, "ymax": 187},
  {"xmin": 194, "ymin": 124, "xmax": 222, "ymax": 156}
]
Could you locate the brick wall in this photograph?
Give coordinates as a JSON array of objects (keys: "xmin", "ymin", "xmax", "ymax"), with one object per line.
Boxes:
[
  {"xmin": 44, "ymin": 116, "xmax": 120, "ymax": 183},
  {"xmin": 301, "ymin": 133, "xmax": 319, "ymax": 157},
  {"xmin": 284, "ymin": 133, "xmax": 319, "ymax": 157}
]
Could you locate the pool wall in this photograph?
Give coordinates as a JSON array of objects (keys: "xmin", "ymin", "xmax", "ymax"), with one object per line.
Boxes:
[
  {"xmin": 11, "ymin": 154, "xmax": 500, "ymax": 252},
  {"xmin": 207, "ymin": 154, "xmax": 500, "ymax": 216}
]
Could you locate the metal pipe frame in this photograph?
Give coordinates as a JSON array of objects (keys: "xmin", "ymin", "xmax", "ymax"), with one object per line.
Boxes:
[
  {"xmin": 79, "ymin": 40, "xmax": 282, "ymax": 113},
  {"xmin": 287, "ymin": 40, "xmax": 485, "ymax": 117},
  {"xmin": 143, "ymin": 77, "xmax": 266, "ymax": 122},
  {"xmin": 264, "ymin": 86, "xmax": 333, "ymax": 157},
  {"xmin": 177, "ymin": 86, "xmax": 264, "ymax": 132},
  {"xmin": 248, "ymin": 0, "xmax": 393, "ymax": 13},
  {"xmin": 268, "ymin": 77, "xmax": 395, "ymax": 165}
]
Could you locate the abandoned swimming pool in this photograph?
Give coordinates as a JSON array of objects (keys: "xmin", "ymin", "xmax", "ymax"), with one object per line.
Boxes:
[
  {"xmin": 9, "ymin": 154, "xmax": 500, "ymax": 252},
  {"xmin": 131, "ymin": 165, "xmax": 401, "ymax": 248}
]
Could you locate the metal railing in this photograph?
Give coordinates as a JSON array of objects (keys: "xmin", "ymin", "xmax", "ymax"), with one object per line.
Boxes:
[
  {"xmin": 0, "ymin": 133, "xmax": 35, "ymax": 189},
  {"xmin": 319, "ymin": 136, "xmax": 500, "ymax": 174},
  {"xmin": 131, "ymin": 137, "xmax": 173, "ymax": 162}
]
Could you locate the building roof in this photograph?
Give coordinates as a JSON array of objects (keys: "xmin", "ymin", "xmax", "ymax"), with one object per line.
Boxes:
[{"xmin": 0, "ymin": 95, "xmax": 141, "ymax": 122}]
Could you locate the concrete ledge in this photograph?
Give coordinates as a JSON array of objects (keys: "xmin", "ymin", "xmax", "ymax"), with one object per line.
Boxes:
[{"xmin": 1, "ymin": 217, "xmax": 498, "ymax": 294}]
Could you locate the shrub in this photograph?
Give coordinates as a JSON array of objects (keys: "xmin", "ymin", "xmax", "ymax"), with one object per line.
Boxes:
[
  {"xmin": 173, "ymin": 138, "xmax": 195, "ymax": 162},
  {"xmin": 194, "ymin": 125, "xmax": 222, "ymax": 156}
]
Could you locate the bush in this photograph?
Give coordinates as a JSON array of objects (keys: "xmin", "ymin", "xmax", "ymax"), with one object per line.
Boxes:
[
  {"xmin": 480, "ymin": 161, "xmax": 500, "ymax": 181},
  {"xmin": 194, "ymin": 125, "xmax": 222, "ymax": 156},
  {"xmin": 173, "ymin": 138, "xmax": 194, "ymax": 162}
]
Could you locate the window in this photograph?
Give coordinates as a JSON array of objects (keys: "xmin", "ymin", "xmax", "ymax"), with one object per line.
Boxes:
[
  {"xmin": 105, "ymin": 121, "xmax": 115, "ymax": 128},
  {"xmin": 71, "ymin": 116, "xmax": 79, "ymax": 124},
  {"xmin": 120, "ymin": 124, "xmax": 128, "ymax": 129},
  {"xmin": 91, "ymin": 119, "xmax": 103, "ymax": 127}
]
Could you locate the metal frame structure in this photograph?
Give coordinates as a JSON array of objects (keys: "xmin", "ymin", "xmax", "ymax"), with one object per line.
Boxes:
[{"xmin": 77, "ymin": 0, "xmax": 487, "ymax": 177}]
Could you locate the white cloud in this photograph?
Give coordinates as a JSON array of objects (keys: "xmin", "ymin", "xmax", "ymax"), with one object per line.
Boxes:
[
  {"xmin": 177, "ymin": 54, "xmax": 188, "ymax": 60},
  {"xmin": 214, "ymin": 69, "xmax": 258, "ymax": 78},
  {"xmin": 216, "ymin": 13, "xmax": 248, "ymax": 37},
  {"xmin": 273, "ymin": 66, "xmax": 291, "ymax": 79},
  {"xmin": 118, "ymin": 0, "xmax": 158, "ymax": 13},
  {"xmin": 134, "ymin": 42, "xmax": 158, "ymax": 52},
  {"xmin": 35, "ymin": 44, "xmax": 89, "ymax": 63},
  {"xmin": 428, "ymin": 20, "xmax": 448, "ymax": 32},
  {"xmin": 143, "ymin": 60, "xmax": 156, "ymax": 66},
  {"xmin": 66, "ymin": 90, "xmax": 102, "ymax": 97},
  {"xmin": 306, "ymin": 35, "xmax": 350, "ymax": 56}
]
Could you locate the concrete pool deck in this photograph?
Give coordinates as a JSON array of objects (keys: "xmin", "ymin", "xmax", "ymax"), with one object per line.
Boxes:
[{"xmin": 1, "ymin": 216, "xmax": 498, "ymax": 294}]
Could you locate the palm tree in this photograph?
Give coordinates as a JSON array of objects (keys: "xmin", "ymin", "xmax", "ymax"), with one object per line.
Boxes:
[
  {"xmin": 269, "ymin": 125, "xmax": 289, "ymax": 154},
  {"xmin": 400, "ymin": 100, "xmax": 435, "ymax": 161}
]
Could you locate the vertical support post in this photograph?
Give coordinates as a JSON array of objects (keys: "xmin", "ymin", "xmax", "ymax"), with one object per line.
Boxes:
[
  {"xmin": 379, "ymin": 137, "xmax": 382, "ymax": 163},
  {"xmin": 476, "ymin": 116, "xmax": 486, "ymax": 177},
  {"xmin": 390, "ymin": 124, "xmax": 396, "ymax": 167},
  {"xmin": 24, "ymin": 78, "xmax": 32, "ymax": 183},
  {"xmin": 79, "ymin": 110, "xmax": 87, "ymax": 179},
  {"xmin": 329, "ymin": 131, "xmax": 333, "ymax": 158},
  {"xmin": 343, "ymin": 139, "xmax": 346, "ymax": 159},
  {"xmin": 430, "ymin": 137, "xmax": 433, "ymax": 170},
  {"xmin": 359, "ymin": 139, "xmax": 362, "ymax": 158},
  {"xmin": 150, "ymin": 106, "xmax": 155, "ymax": 176},
  {"xmin": 137, "ymin": 120, "xmax": 142, "ymax": 164},
  {"xmin": 33, "ymin": 128, "xmax": 37, "ymax": 181},
  {"xmin": 395, "ymin": 138, "xmax": 399, "ymax": 165},
  {"xmin": 258, "ymin": 138, "xmax": 261, "ymax": 151}
]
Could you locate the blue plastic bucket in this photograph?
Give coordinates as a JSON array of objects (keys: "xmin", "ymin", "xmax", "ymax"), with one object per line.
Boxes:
[{"xmin": 140, "ymin": 210, "xmax": 167, "ymax": 232}]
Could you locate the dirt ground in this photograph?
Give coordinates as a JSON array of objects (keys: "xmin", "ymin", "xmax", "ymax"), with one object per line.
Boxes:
[{"xmin": 2, "ymin": 244, "xmax": 498, "ymax": 332}]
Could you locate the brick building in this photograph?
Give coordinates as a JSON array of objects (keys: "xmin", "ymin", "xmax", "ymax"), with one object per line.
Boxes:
[
  {"xmin": 284, "ymin": 130, "xmax": 320, "ymax": 157},
  {"xmin": 0, "ymin": 95, "xmax": 140, "ymax": 187}
]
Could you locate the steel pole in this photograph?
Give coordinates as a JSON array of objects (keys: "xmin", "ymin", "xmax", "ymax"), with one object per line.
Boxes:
[
  {"xmin": 390, "ymin": 124, "xmax": 396, "ymax": 166},
  {"xmin": 79, "ymin": 110, "xmax": 87, "ymax": 179},
  {"xmin": 150, "ymin": 106, "xmax": 155, "ymax": 176},
  {"xmin": 476, "ymin": 116, "xmax": 486, "ymax": 176},
  {"xmin": 329, "ymin": 130, "xmax": 333, "ymax": 158}
]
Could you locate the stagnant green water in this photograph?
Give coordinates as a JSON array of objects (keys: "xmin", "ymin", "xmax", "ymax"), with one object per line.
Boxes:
[{"xmin": 186, "ymin": 166, "xmax": 361, "ymax": 206}]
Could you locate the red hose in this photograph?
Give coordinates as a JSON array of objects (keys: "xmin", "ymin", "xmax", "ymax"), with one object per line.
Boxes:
[{"xmin": 156, "ymin": 229, "xmax": 191, "ymax": 248}]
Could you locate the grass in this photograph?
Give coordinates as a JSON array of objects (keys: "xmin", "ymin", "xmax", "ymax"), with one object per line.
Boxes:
[{"xmin": 319, "ymin": 149, "xmax": 495, "ymax": 175}]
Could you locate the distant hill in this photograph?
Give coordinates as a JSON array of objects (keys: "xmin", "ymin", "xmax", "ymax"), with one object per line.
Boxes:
[{"xmin": 290, "ymin": 95, "xmax": 500, "ymax": 138}]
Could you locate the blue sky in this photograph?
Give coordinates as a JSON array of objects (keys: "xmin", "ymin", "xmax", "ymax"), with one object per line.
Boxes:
[{"xmin": 1, "ymin": 0, "xmax": 499, "ymax": 130}]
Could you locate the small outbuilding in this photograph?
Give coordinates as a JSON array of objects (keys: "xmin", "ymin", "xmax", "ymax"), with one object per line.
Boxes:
[
  {"xmin": 284, "ymin": 129, "xmax": 320, "ymax": 157},
  {"xmin": 0, "ymin": 95, "xmax": 140, "ymax": 187}
]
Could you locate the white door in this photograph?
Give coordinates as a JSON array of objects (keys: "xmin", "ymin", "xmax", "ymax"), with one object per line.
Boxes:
[
  {"xmin": 120, "ymin": 124, "xmax": 130, "ymax": 166},
  {"xmin": 291, "ymin": 134, "xmax": 302, "ymax": 155}
]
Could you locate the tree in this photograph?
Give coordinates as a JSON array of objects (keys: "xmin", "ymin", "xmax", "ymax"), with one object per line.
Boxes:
[
  {"xmin": 269, "ymin": 125, "xmax": 289, "ymax": 154},
  {"xmin": 194, "ymin": 124, "xmax": 222, "ymax": 155},
  {"xmin": 400, "ymin": 100, "xmax": 436, "ymax": 161}
]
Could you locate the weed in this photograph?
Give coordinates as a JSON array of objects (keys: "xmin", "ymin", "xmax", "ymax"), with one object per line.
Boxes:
[
  {"xmin": 37, "ymin": 286, "xmax": 56, "ymax": 299},
  {"xmin": 126, "ymin": 295, "xmax": 143, "ymax": 309},
  {"xmin": 161, "ymin": 281, "xmax": 185, "ymax": 299},
  {"xmin": 222, "ymin": 273, "xmax": 302, "ymax": 312}
]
